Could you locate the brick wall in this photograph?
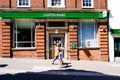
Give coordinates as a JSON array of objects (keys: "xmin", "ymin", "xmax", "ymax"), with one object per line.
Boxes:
[
  {"xmin": 79, "ymin": 49, "xmax": 100, "ymax": 60},
  {"xmin": 11, "ymin": 0, "xmax": 17, "ymax": 8},
  {"xmin": 66, "ymin": 0, "xmax": 76, "ymax": 8},
  {"xmin": 0, "ymin": 0, "xmax": 10, "ymax": 8},
  {"xmin": 31, "ymin": 0, "xmax": 44, "ymax": 8},
  {"xmin": 94, "ymin": 0, "xmax": 107, "ymax": 9},
  {"xmin": 0, "ymin": 0, "xmax": 107, "ymax": 9},
  {"xmin": 12, "ymin": 50, "xmax": 36, "ymax": 58}
]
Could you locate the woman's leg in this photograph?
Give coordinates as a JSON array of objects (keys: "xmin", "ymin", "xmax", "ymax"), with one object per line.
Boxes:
[{"xmin": 52, "ymin": 55, "xmax": 58, "ymax": 64}]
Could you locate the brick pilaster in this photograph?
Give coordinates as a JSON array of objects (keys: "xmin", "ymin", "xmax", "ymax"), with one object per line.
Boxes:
[
  {"xmin": 68, "ymin": 22, "xmax": 78, "ymax": 60},
  {"xmin": 98, "ymin": 22, "xmax": 109, "ymax": 61},
  {"xmin": 1, "ymin": 22, "xmax": 11, "ymax": 57},
  {"xmin": 36, "ymin": 22, "xmax": 45, "ymax": 59}
]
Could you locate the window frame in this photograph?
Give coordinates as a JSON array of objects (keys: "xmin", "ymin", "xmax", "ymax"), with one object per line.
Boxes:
[
  {"xmin": 17, "ymin": 0, "xmax": 30, "ymax": 7},
  {"xmin": 82, "ymin": 0, "xmax": 94, "ymax": 8},
  {"xmin": 13, "ymin": 20, "xmax": 35, "ymax": 49},
  {"xmin": 47, "ymin": 0, "xmax": 65, "ymax": 8},
  {"xmin": 78, "ymin": 20, "xmax": 98, "ymax": 48}
]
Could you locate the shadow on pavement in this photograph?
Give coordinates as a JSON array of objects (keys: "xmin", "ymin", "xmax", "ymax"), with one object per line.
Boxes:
[
  {"xmin": 0, "ymin": 69, "xmax": 120, "ymax": 80},
  {"xmin": 0, "ymin": 64, "xmax": 8, "ymax": 68}
]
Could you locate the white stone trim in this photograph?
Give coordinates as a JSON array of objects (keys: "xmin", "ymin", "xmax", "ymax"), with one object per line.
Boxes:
[
  {"xmin": 82, "ymin": 0, "xmax": 94, "ymax": 8},
  {"xmin": 109, "ymin": 33, "xmax": 115, "ymax": 62},
  {"xmin": 17, "ymin": 0, "xmax": 30, "ymax": 7}
]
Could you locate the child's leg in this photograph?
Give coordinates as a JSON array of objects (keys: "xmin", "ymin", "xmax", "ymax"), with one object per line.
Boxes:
[{"xmin": 59, "ymin": 54, "xmax": 63, "ymax": 66}]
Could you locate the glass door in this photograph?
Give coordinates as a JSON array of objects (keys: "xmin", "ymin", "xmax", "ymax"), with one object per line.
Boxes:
[
  {"xmin": 49, "ymin": 36, "xmax": 64, "ymax": 59},
  {"xmin": 114, "ymin": 38, "xmax": 120, "ymax": 61}
]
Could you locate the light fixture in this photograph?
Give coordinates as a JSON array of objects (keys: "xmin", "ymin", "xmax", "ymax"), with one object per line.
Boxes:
[{"xmin": 55, "ymin": 29, "xmax": 58, "ymax": 33}]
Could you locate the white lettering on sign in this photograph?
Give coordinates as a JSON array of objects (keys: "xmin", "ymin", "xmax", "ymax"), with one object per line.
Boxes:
[
  {"xmin": 102, "ymin": 10, "xmax": 107, "ymax": 18},
  {"xmin": 43, "ymin": 13, "xmax": 65, "ymax": 17}
]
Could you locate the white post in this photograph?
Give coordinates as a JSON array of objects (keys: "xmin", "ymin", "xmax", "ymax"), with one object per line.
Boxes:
[{"xmin": 109, "ymin": 33, "xmax": 114, "ymax": 62}]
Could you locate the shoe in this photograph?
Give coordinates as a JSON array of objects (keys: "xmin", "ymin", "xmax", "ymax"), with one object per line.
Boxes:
[{"xmin": 52, "ymin": 62, "xmax": 54, "ymax": 65}]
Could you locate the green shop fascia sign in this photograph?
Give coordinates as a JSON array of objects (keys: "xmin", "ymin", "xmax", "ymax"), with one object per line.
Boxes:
[
  {"xmin": 0, "ymin": 10, "xmax": 107, "ymax": 19},
  {"xmin": 110, "ymin": 29, "xmax": 120, "ymax": 34}
]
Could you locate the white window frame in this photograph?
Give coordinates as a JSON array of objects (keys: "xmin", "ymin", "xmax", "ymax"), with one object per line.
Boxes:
[
  {"xmin": 82, "ymin": 0, "xmax": 94, "ymax": 8},
  {"xmin": 78, "ymin": 20, "xmax": 98, "ymax": 48},
  {"xmin": 47, "ymin": 0, "xmax": 65, "ymax": 8},
  {"xmin": 13, "ymin": 20, "xmax": 35, "ymax": 49},
  {"xmin": 17, "ymin": 0, "xmax": 30, "ymax": 7}
]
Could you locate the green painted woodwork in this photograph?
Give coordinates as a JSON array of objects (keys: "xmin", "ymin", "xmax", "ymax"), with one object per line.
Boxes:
[{"xmin": 110, "ymin": 29, "xmax": 120, "ymax": 34}]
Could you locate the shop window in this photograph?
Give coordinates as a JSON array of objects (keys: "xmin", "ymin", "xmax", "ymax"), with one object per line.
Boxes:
[
  {"xmin": 47, "ymin": 0, "xmax": 65, "ymax": 8},
  {"xmin": 17, "ymin": 0, "xmax": 30, "ymax": 7},
  {"xmin": 78, "ymin": 21, "xmax": 98, "ymax": 48},
  {"xmin": 14, "ymin": 20, "xmax": 35, "ymax": 48},
  {"xmin": 82, "ymin": 0, "xmax": 94, "ymax": 8}
]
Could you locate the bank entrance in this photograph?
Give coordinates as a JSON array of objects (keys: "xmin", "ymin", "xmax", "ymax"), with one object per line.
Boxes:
[{"xmin": 46, "ymin": 20, "xmax": 68, "ymax": 59}]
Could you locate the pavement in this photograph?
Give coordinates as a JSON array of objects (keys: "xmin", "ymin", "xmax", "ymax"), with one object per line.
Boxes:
[{"xmin": 0, "ymin": 58, "xmax": 120, "ymax": 80}]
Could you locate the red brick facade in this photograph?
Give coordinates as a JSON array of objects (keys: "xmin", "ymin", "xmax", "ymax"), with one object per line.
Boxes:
[
  {"xmin": 0, "ymin": 0, "xmax": 107, "ymax": 9},
  {"xmin": 0, "ymin": 0, "xmax": 108, "ymax": 61},
  {"xmin": 0, "ymin": 0, "xmax": 10, "ymax": 8}
]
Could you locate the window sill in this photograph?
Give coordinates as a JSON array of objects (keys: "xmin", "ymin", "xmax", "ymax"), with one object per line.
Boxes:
[
  {"xmin": 12, "ymin": 47, "xmax": 36, "ymax": 51},
  {"xmin": 78, "ymin": 47, "xmax": 100, "ymax": 50},
  {"xmin": 47, "ymin": 6, "xmax": 65, "ymax": 8},
  {"xmin": 82, "ymin": 6, "xmax": 94, "ymax": 9},
  {"xmin": 17, "ymin": 6, "xmax": 30, "ymax": 8}
]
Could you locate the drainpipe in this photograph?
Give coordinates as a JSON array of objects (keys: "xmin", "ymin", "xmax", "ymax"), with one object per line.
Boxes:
[
  {"xmin": 43, "ymin": 0, "xmax": 45, "ymax": 8},
  {"xmin": 75, "ymin": 0, "xmax": 77, "ymax": 8},
  {"xmin": 9, "ymin": 0, "xmax": 11, "ymax": 8}
]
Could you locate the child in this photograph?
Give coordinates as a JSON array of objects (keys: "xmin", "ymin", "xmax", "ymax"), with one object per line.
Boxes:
[{"xmin": 58, "ymin": 48, "xmax": 63, "ymax": 67}]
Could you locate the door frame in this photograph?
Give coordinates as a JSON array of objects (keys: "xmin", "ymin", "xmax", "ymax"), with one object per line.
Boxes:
[
  {"xmin": 45, "ymin": 20, "xmax": 68, "ymax": 59},
  {"xmin": 114, "ymin": 37, "xmax": 120, "ymax": 62}
]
